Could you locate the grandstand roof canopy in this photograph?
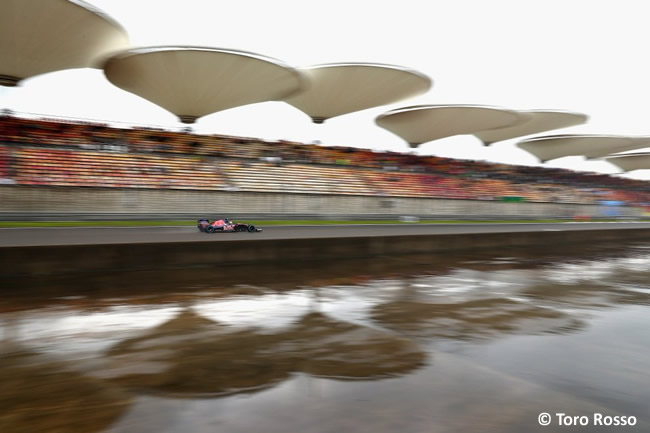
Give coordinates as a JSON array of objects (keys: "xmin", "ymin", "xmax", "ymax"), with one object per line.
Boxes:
[
  {"xmin": 0, "ymin": 0, "xmax": 129, "ymax": 87},
  {"xmin": 474, "ymin": 110, "xmax": 588, "ymax": 145},
  {"xmin": 103, "ymin": 46, "xmax": 304, "ymax": 123},
  {"xmin": 375, "ymin": 105, "xmax": 523, "ymax": 148},
  {"xmin": 517, "ymin": 135, "xmax": 650, "ymax": 162},
  {"xmin": 284, "ymin": 63, "xmax": 431, "ymax": 124},
  {"xmin": 606, "ymin": 153, "xmax": 650, "ymax": 172}
]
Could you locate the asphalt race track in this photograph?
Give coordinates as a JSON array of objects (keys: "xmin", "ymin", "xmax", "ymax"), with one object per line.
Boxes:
[{"xmin": 3, "ymin": 222, "xmax": 650, "ymax": 247}]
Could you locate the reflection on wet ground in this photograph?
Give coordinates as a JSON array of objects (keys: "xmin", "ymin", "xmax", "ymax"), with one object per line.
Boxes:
[
  {"xmin": 103, "ymin": 309, "xmax": 425, "ymax": 397},
  {"xmin": 2, "ymin": 241, "xmax": 650, "ymax": 432}
]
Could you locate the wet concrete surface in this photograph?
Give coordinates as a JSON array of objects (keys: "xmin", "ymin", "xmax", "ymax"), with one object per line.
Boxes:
[
  {"xmin": 3, "ymin": 221, "xmax": 650, "ymax": 246},
  {"xmin": 1, "ymin": 241, "xmax": 650, "ymax": 432}
]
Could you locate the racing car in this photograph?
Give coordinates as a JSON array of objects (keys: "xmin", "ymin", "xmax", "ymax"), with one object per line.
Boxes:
[{"xmin": 197, "ymin": 218, "xmax": 262, "ymax": 233}]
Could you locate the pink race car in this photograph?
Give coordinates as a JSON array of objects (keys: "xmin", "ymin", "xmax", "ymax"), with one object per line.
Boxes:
[{"xmin": 197, "ymin": 218, "xmax": 262, "ymax": 233}]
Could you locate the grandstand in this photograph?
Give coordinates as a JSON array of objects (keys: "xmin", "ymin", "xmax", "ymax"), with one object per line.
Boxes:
[{"xmin": 1, "ymin": 113, "xmax": 650, "ymax": 220}]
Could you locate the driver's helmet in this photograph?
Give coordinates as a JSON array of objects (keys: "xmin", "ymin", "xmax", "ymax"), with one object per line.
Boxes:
[{"xmin": 224, "ymin": 218, "xmax": 230, "ymax": 223}]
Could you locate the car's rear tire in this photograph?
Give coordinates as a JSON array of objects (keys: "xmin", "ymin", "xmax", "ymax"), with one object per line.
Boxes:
[
  {"xmin": 248, "ymin": 225, "xmax": 256, "ymax": 232},
  {"xmin": 206, "ymin": 226, "xmax": 215, "ymax": 233}
]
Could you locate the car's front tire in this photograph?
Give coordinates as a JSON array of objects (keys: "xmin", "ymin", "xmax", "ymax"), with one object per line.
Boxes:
[
  {"xmin": 247, "ymin": 225, "xmax": 256, "ymax": 232},
  {"xmin": 206, "ymin": 226, "xmax": 215, "ymax": 233}
]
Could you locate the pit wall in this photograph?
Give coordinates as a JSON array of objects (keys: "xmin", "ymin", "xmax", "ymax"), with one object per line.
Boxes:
[
  {"xmin": 0, "ymin": 186, "xmax": 642, "ymax": 219},
  {"xmin": 3, "ymin": 228, "xmax": 650, "ymax": 279}
]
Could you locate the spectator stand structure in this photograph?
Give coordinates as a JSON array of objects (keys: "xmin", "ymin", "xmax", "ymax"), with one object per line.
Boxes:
[
  {"xmin": 1, "ymin": 1, "xmax": 649, "ymax": 220},
  {"xmin": 1, "ymin": 113, "xmax": 650, "ymax": 220}
]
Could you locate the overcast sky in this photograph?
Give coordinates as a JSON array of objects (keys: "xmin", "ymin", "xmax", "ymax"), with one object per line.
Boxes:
[{"xmin": 2, "ymin": 0, "xmax": 650, "ymax": 179}]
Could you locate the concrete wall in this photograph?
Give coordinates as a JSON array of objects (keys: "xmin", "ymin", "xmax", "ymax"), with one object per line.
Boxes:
[
  {"xmin": 3, "ymin": 227, "xmax": 650, "ymax": 279},
  {"xmin": 0, "ymin": 186, "xmax": 643, "ymax": 220}
]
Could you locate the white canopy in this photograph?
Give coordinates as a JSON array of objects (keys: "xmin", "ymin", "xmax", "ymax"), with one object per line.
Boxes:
[
  {"xmin": 517, "ymin": 135, "xmax": 650, "ymax": 162},
  {"xmin": 103, "ymin": 46, "xmax": 304, "ymax": 123},
  {"xmin": 375, "ymin": 105, "xmax": 523, "ymax": 147},
  {"xmin": 0, "ymin": 0, "xmax": 129, "ymax": 86},
  {"xmin": 475, "ymin": 110, "xmax": 588, "ymax": 145},
  {"xmin": 606, "ymin": 153, "xmax": 650, "ymax": 172},
  {"xmin": 285, "ymin": 63, "xmax": 431, "ymax": 123}
]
